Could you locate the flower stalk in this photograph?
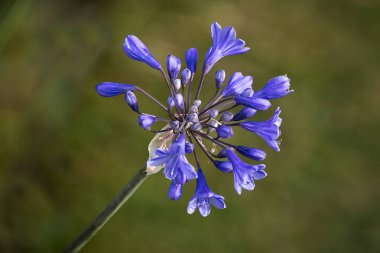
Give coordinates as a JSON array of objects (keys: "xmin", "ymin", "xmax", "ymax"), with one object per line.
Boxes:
[{"xmin": 64, "ymin": 166, "xmax": 148, "ymax": 253}]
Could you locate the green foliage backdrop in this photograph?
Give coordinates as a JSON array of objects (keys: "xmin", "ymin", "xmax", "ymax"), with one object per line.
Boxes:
[{"xmin": 1, "ymin": 0, "xmax": 379, "ymax": 252}]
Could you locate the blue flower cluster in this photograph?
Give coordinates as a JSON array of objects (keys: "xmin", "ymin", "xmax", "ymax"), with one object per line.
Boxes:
[{"xmin": 96, "ymin": 22, "xmax": 293, "ymax": 217}]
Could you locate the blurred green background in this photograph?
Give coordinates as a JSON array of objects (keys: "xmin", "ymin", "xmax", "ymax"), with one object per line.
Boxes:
[{"xmin": 1, "ymin": 0, "xmax": 379, "ymax": 252}]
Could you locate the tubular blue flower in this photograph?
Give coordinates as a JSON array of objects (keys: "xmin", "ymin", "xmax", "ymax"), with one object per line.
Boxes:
[
  {"xmin": 202, "ymin": 22, "xmax": 250, "ymax": 74},
  {"xmin": 253, "ymin": 75, "xmax": 294, "ymax": 99},
  {"xmin": 236, "ymin": 146, "xmax": 266, "ymax": 161},
  {"xmin": 240, "ymin": 107, "xmax": 282, "ymax": 151},
  {"xmin": 187, "ymin": 169, "xmax": 226, "ymax": 217},
  {"xmin": 225, "ymin": 148, "xmax": 267, "ymax": 195},
  {"xmin": 147, "ymin": 134, "xmax": 197, "ymax": 183},
  {"xmin": 221, "ymin": 72, "xmax": 253, "ymax": 97},
  {"xmin": 216, "ymin": 125, "xmax": 234, "ymax": 138},
  {"xmin": 123, "ymin": 35, "xmax": 161, "ymax": 70},
  {"xmin": 138, "ymin": 114, "xmax": 157, "ymax": 130},
  {"xmin": 96, "ymin": 82, "xmax": 136, "ymax": 97},
  {"xmin": 125, "ymin": 91, "xmax": 139, "ymax": 112},
  {"xmin": 215, "ymin": 70, "xmax": 226, "ymax": 89},
  {"xmin": 185, "ymin": 48, "xmax": 198, "ymax": 73},
  {"xmin": 232, "ymin": 107, "xmax": 257, "ymax": 121},
  {"xmin": 181, "ymin": 68, "xmax": 191, "ymax": 87},
  {"xmin": 234, "ymin": 96, "xmax": 271, "ymax": 111},
  {"xmin": 167, "ymin": 55, "xmax": 181, "ymax": 80}
]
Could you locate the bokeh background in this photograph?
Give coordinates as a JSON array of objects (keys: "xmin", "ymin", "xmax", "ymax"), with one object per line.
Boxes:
[{"xmin": 1, "ymin": 0, "xmax": 379, "ymax": 252}]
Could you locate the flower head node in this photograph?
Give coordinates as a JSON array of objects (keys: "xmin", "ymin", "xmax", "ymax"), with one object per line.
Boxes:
[{"xmin": 96, "ymin": 22, "xmax": 293, "ymax": 216}]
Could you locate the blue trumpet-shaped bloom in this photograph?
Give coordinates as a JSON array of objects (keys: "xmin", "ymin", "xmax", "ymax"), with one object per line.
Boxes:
[
  {"xmin": 225, "ymin": 148, "xmax": 267, "ymax": 195},
  {"xmin": 241, "ymin": 107, "xmax": 282, "ymax": 151},
  {"xmin": 187, "ymin": 169, "xmax": 226, "ymax": 217},
  {"xmin": 253, "ymin": 75, "xmax": 294, "ymax": 99},
  {"xmin": 202, "ymin": 22, "xmax": 250, "ymax": 74},
  {"xmin": 221, "ymin": 72, "xmax": 253, "ymax": 97},
  {"xmin": 96, "ymin": 82, "xmax": 136, "ymax": 97},
  {"xmin": 123, "ymin": 35, "xmax": 161, "ymax": 70},
  {"xmin": 147, "ymin": 134, "xmax": 197, "ymax": 183}
]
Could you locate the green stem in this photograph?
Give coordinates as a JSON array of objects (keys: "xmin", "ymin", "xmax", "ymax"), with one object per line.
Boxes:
[{"xmin": 64, "ymin": 165, "xmax": 148, "ymax": 253}]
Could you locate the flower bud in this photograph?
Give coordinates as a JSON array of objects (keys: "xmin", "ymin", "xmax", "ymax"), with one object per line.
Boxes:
[
  {"xmin": 241, "ymin": 87, "xmax": 254, "ymax": 97},
  {"xmin": 174, "ymin": 93, "xmax": 184, "ymax": 110},
  {"xmin": 220, "ymin": 112, "xmax": 233, "ymax": 122},
  {"xmin": 215, "ymin": 70, "xmax": 226, "ymax": 89},
  {"xmin": 138, "ymin": 114, "xmax": 157, "ymax": 130},
  {"xmin": 191, "ymin": 122, "xmax": 202, "ymax": 131},
  {"xmin": 181, "ymin": 68, "xmax": 191, "ymax": 87},
  {"xmin": 173, "ymin": 79, "xmax": 181, "ymax": 92},
  {"xmin": 209, "ymin": 109, "xmax": 218, "ymax": 118},
  {"xmin": 185, "ymin": 142, "xmax": 194, "ymax": 154},
  {"xmin": 125, "ymin": 91, "xmax": 139, "ymax": 112},
  {"xmin": 216, "ymin": 125, "xmax": 234, "ymax": 138},
  {"xmin": 167, "ymin": 96, "xmax": 175, "ymax": 110},
  {"xmin": 167, "ymin": 55, "xmax": 181, "ymax": 79},
  {"xmin": 185, "ymin": 48, "xmax": 198, "ymax": 73},
  {"xmin": 213, "ymin": 160, "xmax": 233, "ymax": 172},
  {"xmin": 193, "ymin": 100, "xmax": 201, "ymax": 107}
]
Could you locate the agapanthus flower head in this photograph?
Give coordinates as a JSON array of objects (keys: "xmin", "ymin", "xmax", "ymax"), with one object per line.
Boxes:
[{"xmin": 96, "ymin": 22, "xmax": 293, "ymax": 216}]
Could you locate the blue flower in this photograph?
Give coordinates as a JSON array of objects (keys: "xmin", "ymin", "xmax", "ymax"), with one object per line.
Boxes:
[
  {"xmin": 96, "ymin": 22, "xmax": 292, "ymax": 216},
  {"xmin": 202, "ymin": 22, "xmax": 250, "ymax": 74},
  {"xmin": 225, "ymin": 148, "xmax": 267, "ymax": 195},
  {"xmin": 123, "ymin": 35, "xmax": 161, "ymax": 70},
  {"xmin": 253, "ymin": 75, "xmax": 294, "ymax": 99},
  {"xmin": 187, "ymin": 169, "xmax": 226, "ymax": 217},
  {"xmin": 147, "ymin": 134, "xmax": 197, "ymax": 183},
  {"xmin": 167, "ymin": 55, "xmax": 181, "ymax": 80},
  {"xmin": 138, "ymin": 114, "xmax": 157, "ymax": 130},
  {"xmin": 240, "ymin": 107, "xmax": 282, "ymax": 151},
  {"xmin": 234, "ymin": 96, "xmax": 271, "ymax": 111},
  {"xmin": 220, "ymin": 72, "xmax": 253, "ymax": 97},
  {"xmin": 185, "ymin": 48, "xmax": 198, "ymax": 73},
  {"xmin": 96, "ymin": 82, "xmax": 136, "ymax": 97}
]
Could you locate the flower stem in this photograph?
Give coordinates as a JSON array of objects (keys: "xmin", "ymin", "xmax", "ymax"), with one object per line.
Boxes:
[{"xmin": 64, "ymin": 165, "xmax": 148, "ymax": 253}]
